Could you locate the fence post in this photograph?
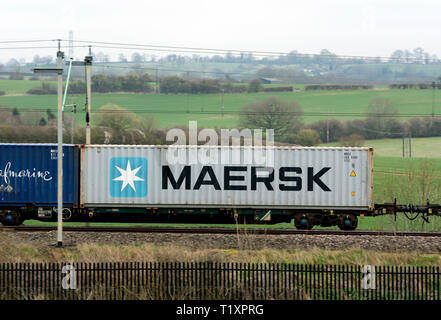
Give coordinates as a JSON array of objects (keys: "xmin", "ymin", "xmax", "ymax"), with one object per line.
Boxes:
[
  {"xmin": 423, "ymin": 266, "xmax": 428, "ymax": 300},
  {"xmin": 2, "ymin": 261, "xmax": 440, "ymax": 300},
  {"xmin": 436, "ymin": 266, "xmax": 441, "ymax": 301}
]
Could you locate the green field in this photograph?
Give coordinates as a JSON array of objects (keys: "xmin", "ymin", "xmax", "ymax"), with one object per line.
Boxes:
[
  {"xmin": 0, "ymin": 87, "xmax": 439, "ymax": 128},
  {"xmin": 366, "ymin": 137, "xmax": 441, "ymax": 158},
  {"xmin": 326, "ymin": 137, "xmax": 441, "ymax": 158},
  {"xmin": 0, "ymin": 79, "xmax": 57, "ymax": 95},
  {"xmin": 373, "ymin": 156, "xmax": 441, "ymax": 197}
]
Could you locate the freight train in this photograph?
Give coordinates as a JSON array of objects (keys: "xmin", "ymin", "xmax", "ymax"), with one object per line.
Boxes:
[{"xmin": 0, "ymin": 143, "xmax": 440, "ymax": 230}]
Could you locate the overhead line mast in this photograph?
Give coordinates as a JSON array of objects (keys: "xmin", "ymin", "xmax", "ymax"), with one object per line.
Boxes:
[{"xmin": 85, "ymin": 45, "xmax": 93, "ymax": 144}]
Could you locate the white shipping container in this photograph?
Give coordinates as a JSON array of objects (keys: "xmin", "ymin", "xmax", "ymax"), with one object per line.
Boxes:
[{"xmin": 81, "ymin": 145, "xmax": 373, "ymax": 210}]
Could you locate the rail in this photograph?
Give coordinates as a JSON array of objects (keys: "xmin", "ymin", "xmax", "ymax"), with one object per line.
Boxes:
[{"xmin": 2, "ymin": 225, "xmax": 441, "ymax": 237}]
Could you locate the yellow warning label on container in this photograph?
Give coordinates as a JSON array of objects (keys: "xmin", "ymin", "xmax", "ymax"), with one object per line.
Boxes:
[
  {"xmin": 350, "ymin": 170, "xmax": 356, "ymax": 177},
  {"xmin": 351, "ymin": 191, "xmax": 355, "ymax": 197}
]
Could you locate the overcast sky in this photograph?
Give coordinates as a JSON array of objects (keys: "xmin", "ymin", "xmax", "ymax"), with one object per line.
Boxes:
[{"xmin": 1, "ymin": 0, "xmax": 440, "ymax": 63}]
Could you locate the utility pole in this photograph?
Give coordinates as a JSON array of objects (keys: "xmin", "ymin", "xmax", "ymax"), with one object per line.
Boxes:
[
  {"xmin": 156, "ymin": 68, "xmax": 159, "ymax": 94},
  {"xmin": 402, "ymin": 134, "xmax": 405, "ymax": 158},
  {"xmin": 402, "ymin": 133, "xmax": 412, "ymax": 158},
  {"xmin": 32, "ymin": 41, "xmax": 68, "ymax": 248},
  {"xmin": 62, "ymin": 102, "xmax": 76, "ymax": 144},
  {"xmin": 326, "ymin": 109, "xmax": 330, "ymax": 144},
  {"xmin": 221, "ymin": 88, "xmax": 225, "ymax": 117},
  {"xmin": 69, "ymin": 99, "xmax": 76, "ymax": 144},
  {"xmin": 68, "ymin": 30, "xmax": 74, "ymax": 61},
  {"xmin": 56, "ymin": 43, "xmax": 64, "ymax": 248},
  {"xmin": 85, "ymin": 46, "xmax": 93, "ymax": 144},
  {"xmin": 65, "ymin": 50, "xmax": 94, "ymax": 145},
  {"xmin": 432, "ymin": 81, "xmax": 436, "ymax": 125},
  {"xmin": 186, "ymin": 71, "xmax": 189, "ymax": 114},
  {"xmin": 201, "ymin": 71, "xmax": 205, "ymax": 112}
]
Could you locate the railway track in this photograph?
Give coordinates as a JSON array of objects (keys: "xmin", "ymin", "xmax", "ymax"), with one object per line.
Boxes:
[{"xmin": 1, "ymin": 225, "xmax": 441, "ymax": 237}]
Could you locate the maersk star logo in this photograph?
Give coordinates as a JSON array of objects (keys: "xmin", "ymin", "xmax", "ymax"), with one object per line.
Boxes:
[
  {"xmin": 110, "ymin": 157, "xmax": 147, "ymax": 197},
  {"xmin": 113, "ymin": 161, "xmax": 144, "ymax": 192}
]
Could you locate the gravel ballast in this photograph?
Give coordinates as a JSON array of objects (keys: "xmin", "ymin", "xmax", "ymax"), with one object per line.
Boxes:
[{"xmin": 2, "ymin": 230, "xmax": 441, "ymax": 253}]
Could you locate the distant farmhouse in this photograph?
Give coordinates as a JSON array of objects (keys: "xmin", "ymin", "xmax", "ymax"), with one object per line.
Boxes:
[{"xmin": 258, "ymin": 77, "xmax": 283, "ymax": 84}]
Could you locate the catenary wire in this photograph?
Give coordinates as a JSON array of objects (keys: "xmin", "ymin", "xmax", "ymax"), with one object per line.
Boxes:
[
  {"xmin": 0, "ymin": 106, "xmax": 439, "ymax": 118},
  {"xmin": 1, "ymin": 38, "xmax": 440, "ymax": 63},
  {"xmin": 67, "ymin": 39, "xmax": 441, "ymax": 63}
]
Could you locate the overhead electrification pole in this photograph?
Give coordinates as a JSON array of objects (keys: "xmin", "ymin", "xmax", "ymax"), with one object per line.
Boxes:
[
  {"xmin": 156, "ymin": 68, "xmax": 159, "ymax": 94},
  {"xmin": 85, "ymin": 46, "xmax": 93, "ymax": 144},
  {"xmin": 326, "ymin": 110, "xmax": 330, "ymax": 144},
  {"xmin": 33, "ymin": 40, "xmax": 74, "ymax": 248},
  {"xmin": 32, "ymin": 41, "xmax": 65, "ymax": 247},
  {"xmin": 66, "ymin": 50, "xmax": 93, "ymax": 144},
  {"xmin": 56, "ymin": 46, "xmax": 64, "ymax": 247},
  {"xmin": 70, "ymin": 101, "xmax": 76, "ymax": 144},
  {"xmin": 221, "ymin": 89, "xmax": 224, "ymax": 117}
]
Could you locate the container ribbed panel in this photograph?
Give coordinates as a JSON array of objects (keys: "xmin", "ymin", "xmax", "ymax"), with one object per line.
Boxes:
[{"xmin": 83, "ymin": 145, "xmax": 372, "ymax": 209}]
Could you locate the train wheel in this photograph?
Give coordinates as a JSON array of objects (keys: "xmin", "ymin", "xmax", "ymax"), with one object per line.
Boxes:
[
  {"xmin": 294, "ymin": 215, "xmax": 314, "ymax": 230},
  {"xmin": 0, "ymin": 210, "xmax": 24, "ymax": 226},
  {"xmin": 337, "ymin": 215, "xmax": 358, "ymax": 230},
  {"xmin": 62, "ymin": 208, "xmax": 73, "ymax": 221}
]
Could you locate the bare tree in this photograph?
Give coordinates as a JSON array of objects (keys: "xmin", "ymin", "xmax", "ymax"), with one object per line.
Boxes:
[
  {"xmin": 94, "ymin": 104, "xmax": 140, "ymax": 136},
  {"xmin": 118, "ymin": 53, "xmax": 128, "ymax": 63},
  {"xmin": 21, "ymin": 109, "xmax": 45, "ymax": 126},
  {"xmin": 295, "ymin": 129, "xmax": 321, "ymax": 146},
  {"xmin": 365, "ymin": 98, "xmax": 401, "ymax": 139},
  {"xmin": 248, "ymin": 78, "xmax": 263, "ymax": 93},
  {"xmin": 239, "ymin": 97, "xmax": 303, "ymax": 139}
]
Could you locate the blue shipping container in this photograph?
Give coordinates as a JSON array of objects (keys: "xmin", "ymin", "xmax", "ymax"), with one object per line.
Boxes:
[{"xmin": 0, "ymin": 144, "xmax": 79, "ymax": 207}]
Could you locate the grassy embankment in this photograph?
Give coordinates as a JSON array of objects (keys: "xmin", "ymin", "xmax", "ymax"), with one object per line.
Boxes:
[{"xmin": 1, "ymin": 232, "xmax": 440, "ymax": 265}]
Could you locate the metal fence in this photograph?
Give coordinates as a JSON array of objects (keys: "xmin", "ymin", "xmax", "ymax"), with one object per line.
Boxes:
[{"xmin": 0, "ymin": 262, "xmax": 440, "ymax": 300}]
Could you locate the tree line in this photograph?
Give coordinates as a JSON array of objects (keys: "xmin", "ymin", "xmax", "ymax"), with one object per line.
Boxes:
[
  {"xmin": 159, "ymin": 76, "xmax": 248, "ymax": 94},
  {"xmin": 305, "ymin": 85, "xmax": 373, "ymax": 91},
  {"xmin": 26, "ymin": 73, "xmax": 292, "ymax": 95},
  {"xmin": 0, "ymin": 105, "xmax": 164, "ymax": 145},
  {"xmin": 27, "ymin": 73, "xmax": 155, "ymax": 94},
  {"xmin": 388, "ymin": 82, "xmax": 441, "ymax": 89},
  {"xmin": 24, "ymin": 72, "xmax": 441, "ymax": 95},
  {"xmin": 1, "ymin": 97, "xmax": 441, "ymax": 147}
]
